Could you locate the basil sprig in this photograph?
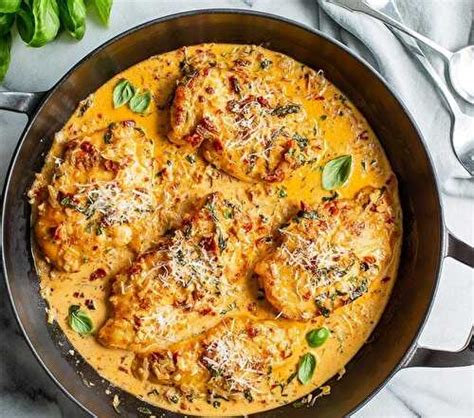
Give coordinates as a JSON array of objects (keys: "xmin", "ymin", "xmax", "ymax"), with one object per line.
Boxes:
[
  {"xmin": 16, "ymin": 0, "xmax": 61, "ymax": 47},
  {"xmin": 129, "ymin": 89, "xmax": 151, "ymax": 113},
  {"xmin": 297, "ymin": 353, "xmax": 316, "ymax": 384},
  {"xmin": 322, "ymin": 155, "xmax": 352, "ymax": 190},
  {"xmin": 0, "ymin": 31, "xmax": 11, "ymax": 81},
  {"xmin": 0, "ymin": 0, "xmax": 21, "ymax": 13},
  {"xmin": 113, "ymin": 79, "xmax": 135, "ymax": 108},
  {"xmin": 58, "ymin": 0, "xmax": 86, "ymax": 40},
  {"xmin": 0, "ymin": 0, "xmax": 114, "ymax": 83},
  {"xmin": 68, "ymin": 304, "xmax": 93, "ymax": 335}
]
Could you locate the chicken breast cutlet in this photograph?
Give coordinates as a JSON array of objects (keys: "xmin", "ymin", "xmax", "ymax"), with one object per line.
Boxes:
[
  {"xmin": 98, "ymin": 193, "xmax": 254, "ymax": 352},
  {"xmin": 33, "ymin": 121, "xmax": 155, "ymax": 272},
  {"xmin": 169, "ymin": 60, "xmax": 323, "ymax": 183},
  {"xmin": 254, "ymin": 185, "xmax": 400, "ymax": 320}
]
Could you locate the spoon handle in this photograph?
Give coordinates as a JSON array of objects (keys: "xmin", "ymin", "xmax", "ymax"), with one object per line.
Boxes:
[{"xmin": 326, "ymin": 0, "xmax": 453, "ymax": 60}]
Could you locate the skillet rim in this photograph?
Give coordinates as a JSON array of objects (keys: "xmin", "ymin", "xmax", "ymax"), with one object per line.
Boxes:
[{"xmin": 1, "ymin": 8, "xmax": 445, "ymax": 418}]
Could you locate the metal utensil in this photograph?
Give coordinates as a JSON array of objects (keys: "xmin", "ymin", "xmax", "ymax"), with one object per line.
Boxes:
[
  {"xmin": 328, "ymin": 0, "xmax": 474, "ymax": 104},
  {"xmin": 326, "ymin": 0, "xmax": 474, "ymax": 176}
]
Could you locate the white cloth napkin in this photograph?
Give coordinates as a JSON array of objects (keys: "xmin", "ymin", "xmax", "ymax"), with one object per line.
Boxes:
[{"xmin": 317, "ymin": 0, "xmax": 474, "ymax": 198}]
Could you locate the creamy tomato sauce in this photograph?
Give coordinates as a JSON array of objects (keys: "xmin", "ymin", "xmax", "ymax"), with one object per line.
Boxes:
[{"xmin": 30, "ymin": 44, "xmax": 402, "ymax": 416}]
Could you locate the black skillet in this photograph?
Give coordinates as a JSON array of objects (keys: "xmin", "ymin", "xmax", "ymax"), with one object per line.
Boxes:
[{"xmin": 1, "ymin": 10, "xmax": 473, "ymax": 418}]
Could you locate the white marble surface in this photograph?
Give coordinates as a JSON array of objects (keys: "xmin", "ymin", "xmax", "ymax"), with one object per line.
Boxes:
[{"xmin": 0, "ymin": 1, "xmax": 472, "ymax": 417}]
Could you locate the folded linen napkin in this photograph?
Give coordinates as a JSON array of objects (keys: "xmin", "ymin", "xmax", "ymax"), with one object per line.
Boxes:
[{"xmin": 317, "ymin": 0, "xmax": 474, "ymax": 198}]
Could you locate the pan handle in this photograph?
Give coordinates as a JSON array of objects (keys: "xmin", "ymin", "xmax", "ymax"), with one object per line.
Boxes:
[
  {"xmin": 0, "ymin": 90, "xmax": 46, "ymax": 118},
  {"xmin": 404, "ymin": 328, "xmax": 473, "ymax": 368},
  {"xmin": 445, "ymin": 230, "xmax": 474, "ymax": 268}
]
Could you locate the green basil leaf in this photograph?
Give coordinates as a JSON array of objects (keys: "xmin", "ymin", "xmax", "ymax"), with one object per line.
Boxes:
[
  {"xmin": 0, "ymin": 0, "xmax": 21, "ymax": 13},
  {"xmin": 322, "ymin": 155, "xmax": 352, "ymax": 190},
  {"xmin": 0, "ymin": 32, "xmax": 11, "ymax": 82},
  {"xmin": 17, "ymin": 0, "xmax": 60, "ymax": 48},
  {"xmin": 58, "ymin": 0, "xmax": 86, "ymax": 40},
  {"xmin": 297, "ymin": 353, "xmax": 316, "ymax": 384},
  {"xmin": 93, "ymin": 0, "xmax": 112, "ymax": 26},
  {"xmin": 129, "ymin": 89, "xmax": 151, "ymax": 114},
  {"xmin": 68, "ymin": 304, "xmax": 93, "ymax": 335},
  {"xmin": 306, "ymin": 327, "xmax": 330, "ymax": 348},
  {"xmin": 113, "ymin": 79, "xmax": 135, "ymax": 108},
  {"xmin": 0, "ymin": 12, "xmax": 14, "ymax": 36}
]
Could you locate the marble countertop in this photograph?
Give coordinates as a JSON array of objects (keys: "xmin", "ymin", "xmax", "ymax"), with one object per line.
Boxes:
[{"xmin": 0, "ymin": 1, "xmax": 472, "ymax": 417}]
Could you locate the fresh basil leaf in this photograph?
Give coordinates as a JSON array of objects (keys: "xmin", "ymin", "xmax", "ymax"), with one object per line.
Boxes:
[
  {"xmin": 68, "ymin": 304, "xmax": 93, "ymax": 335},
  {"xmin": 0, "ymin": 12, "xmax": 14, "ymax": 36},
  {"xmin": 306, "ymin": 327, "xmax": 330, "ymax": 347},
  {"xmin": 0, "ymin": 0, "xmax": 21, "ymax": 13},
  {"xmin": 0, "ymin": 32, "xmax": 11, "ymax": 82},
  {"xmin": 113, "ymin": 79, "xmax": 135, "ymax": 108},
  {"xmin": 129, "ymin": 89, "xmax": 151, "ymax": 113},
  {"xmin": 93, "ymin": 0, "xmax": 112, "ymax": 25},
  {"xmin": 58, "ymin": 0, "xmax": 86, "ymax": 40},
  {"xmin": 322, "ymin": 155, "xmax": 352, "ymax": 190},
  {"xmin": 17, "ymin": 0, "xmax": 61, "ymax": 47},
  {"xmin": 297, "ymin": 353, "xmax": 316, "ymax": 384}
]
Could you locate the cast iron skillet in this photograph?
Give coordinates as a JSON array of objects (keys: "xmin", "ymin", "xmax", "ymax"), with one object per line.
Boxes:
[{"xmin": 1, "ymin": 10, "xmax": 473, "ymax": 418}]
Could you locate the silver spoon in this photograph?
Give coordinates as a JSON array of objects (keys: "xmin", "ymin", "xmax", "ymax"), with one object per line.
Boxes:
[
  {"xmin": 329, "ymin": 0, "xmax": 474, "ymax": 105},
  {"xmin": 326, "ymin": 0, "xmax": 474, "ymax": 175}
]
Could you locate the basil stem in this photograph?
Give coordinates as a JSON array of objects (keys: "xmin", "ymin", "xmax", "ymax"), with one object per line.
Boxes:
[
  {"xmin": 322, "ymin": 155, "xmax": 352, "ymax": 190},
  {"xmin": 0, "ymin": 31, "xmax": 11, "ymax": 81},
  {"xmin": 58, "ymin": 0, "xmax": 86, "ymax": 40},
  {"xmin": 17, "ymin": 0, "xmax": 61, "ymax": 48},
  {"xmin": 93, "ymin": 0, "xmax": 112, "ymax": 26},
  {"xmin": 0, "ymin": 0, "xmax": 21, "ymax": 13},
  {"xmin": 0, "ymin": 12, "xmax": 14, "ymax": 36},
  {"xmin": 68, "ymin": 304, "xmax": 93, "ymax": 335}
]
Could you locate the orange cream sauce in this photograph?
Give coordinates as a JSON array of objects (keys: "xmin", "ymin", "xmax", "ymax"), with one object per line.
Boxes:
[{"xmin": 31, "ymin": 44, "xmax": 401, "ymax": 416}]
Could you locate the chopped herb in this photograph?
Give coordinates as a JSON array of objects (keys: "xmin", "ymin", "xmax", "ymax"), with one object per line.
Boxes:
[
  {"xmin": 220, "ymin": 301, "xmax": 237, "ymax": 315},
  {"xmin": 315, "ymin": 300, "xmax": 330, "ymax": 318},
  {"xmin": 322, "ymin": 191, "xmax": 339, "ymax": 202},
  {"xmin": 212, "ymin": 400, "xmax": 221, "ymax": 408},
  {"xmin": 297, "ymin": 353, "xmax": 316, "ymax": 384},
  {"xmin": 223, "ymin": 208, "xmax": 233, "ymax": 219},
  {"xmin": 244, "ymin": 389, "xmax": 253, "ymax": 402},
  {"xmin": 103, "ymin": 130, "xmax": 113, "ymax": 144},
  {"xmin": 185, "ymin": 154, "xmax": 196, "ymax": 164},
  {"xmin": 217, "ymin": 228, "xmax": 228, "ymax": 251},
  {"xmin": 95, "ymin": 224, "xmax": 104, "ymax": 236},
  {"xmin": 179, "ymin": 59, "xmax": 197, "ymax": 77},
  {"xmin": 169, "ymin": 394, "xmax": 180, "ymax": 404},
  {"xmin": 278, "ymin": 187, "xmax": 288, "ymax": 198},
  {"xmin": 296, "ymin": 210, "xmax": 318, "ymax": 220},
  {"xmin": 287, "ymin": 371, "xmax": 297, "ymax": 385},
  {"xmin": 68, "ymin": 305, "xmax": 93, "ymax": 335},
  {"xmin": 78, "ymin": 97, "xmax": 92, "ymax": 116},
  {"xmin": 293, "ymin": 133, "xmax": 309, "ymax": 150},
  {"xmin": 272, "ymin": 103, "xmax": 301, "ymax": 117},
  {"xmin": 260, "ymin": 58, "xmax": 272, "ymax": 69}
]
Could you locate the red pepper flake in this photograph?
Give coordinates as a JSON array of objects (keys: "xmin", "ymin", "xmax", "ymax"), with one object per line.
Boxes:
[
  {"xmin": 229, "ymin": 75, "xmax": 241, "ymax": 94},
  {"xmin": 50, "ymin": 225, "xmax": 63, "ymax": 240},
  {"xmin": 150, "ymin": 351, "xmax": 164, "ymax": 362},
  {"xmin": 357, "ymin": 130, "xmax": 369, "ymax": 140},
  {"xmin": 172, "ymin": 352, "xmax": 179, "ymax": 364},
  {"xmin": 79, "ymin": 141, "xmax": 94, "ymax": 153},
  {"xmin": 103, "ymin": 159, "xmax": 121, "ymax": 173},
  {"xmin": 213, "ymin": 139, "xmax": 224, "ymax": 152},
  {"xmin": 118, "ymin": 366, "xmax": 128, "ymax": 373},
  {"xmin": 247, "ymin": 302, "xmax": 257, "ymax": 313},
  {"xmin": 363, "ymin": 255, "xmax": 376, "ymax": 264},
  {"xmin": 122, "ymin": 120, "xmax": 136, "ymax": 127},
  {"xmin": 205, "ymin": 86, "xmax": 215, "ymax": 94},
  {"xmin": 198, "ymin": 95, "xmax": 205, "ymax": 103},
  {"xmin": 247, "ymin": 327, "xmax": 258, "ymax": 338},
  {"xmin": 382, "ymin": 276, "xmax": 391, "ymax": 283},
  {"xmin": 85, "ymin": 299, "xmax": 96, "ymax": 310},
  {"xmin": 243, "ymin": 222, "xmax": 253, "ymax": 232},
  {"xmin": 183, "ymin": 132, "xmax": 203, "ymax": 146},
  {"xmin": 127, "ymin": 264, "xmax": 142, "ymax": 276},
  {"xmin": 89, "ymin": 268, "xmax": 107, "ymax": 281},
  {"xmin": 257, "ymin": 96, "xmax": 269, "ymax": 107}
]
